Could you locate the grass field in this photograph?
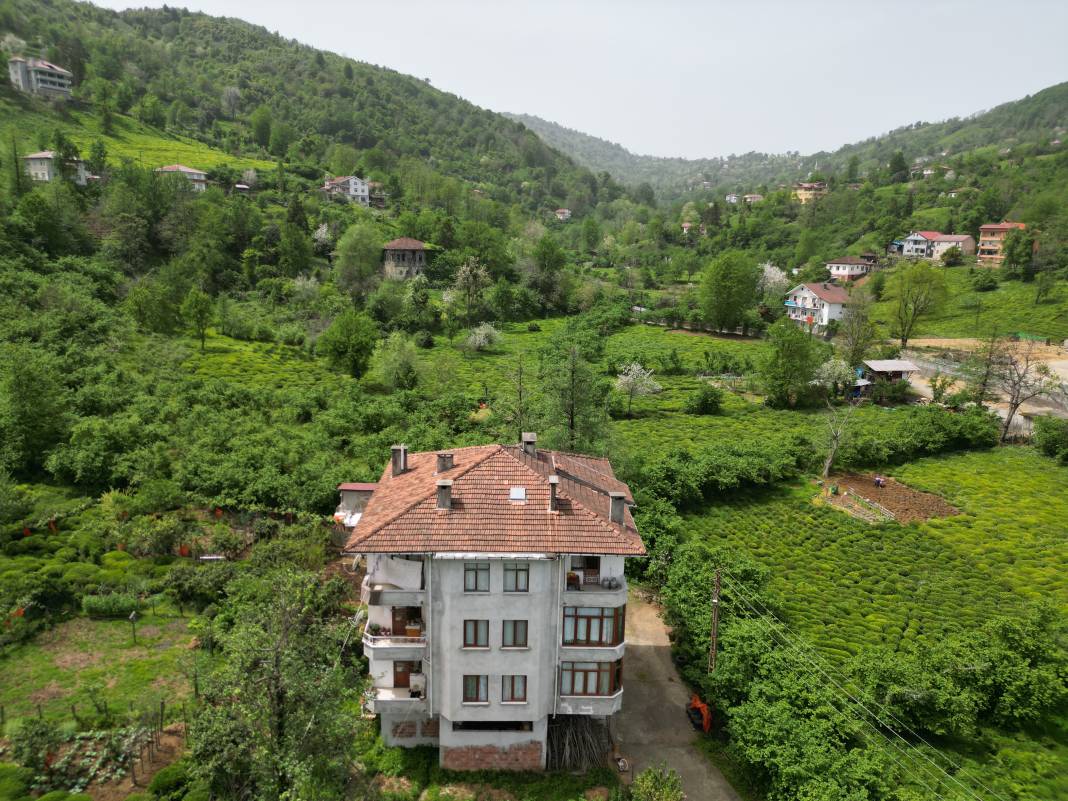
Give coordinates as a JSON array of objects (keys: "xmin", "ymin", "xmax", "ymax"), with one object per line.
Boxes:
[
  {"xmin": 871, "ymin": 264, "xmax": 1068, "ymax": 341},
  {"xmin": 1, "ymin": 94, "xmax": 273, "ymax": 172}
]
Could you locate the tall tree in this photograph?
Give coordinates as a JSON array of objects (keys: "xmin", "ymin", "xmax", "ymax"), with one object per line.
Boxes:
[
  {"xmin": 316, "ymin": 310, "xmax": 378, "ymax": 378},
  {"xmin": 699, "ymin": 251, "xmax": 760, "ymax": 333},
  {"xmin": 838, "ymin": 291, "xmax": 877, "ymax": 367},
  {"xmin": 994, "ymin": 340, "xmax": 1061, "ymax": 441},
  {"xmin": 498, "ymin": 354, "xmax": 537, "ymax": 442},
  {"xmin": 181, "ymin": 288, "xmax": 213, "ymax": 352},
  {"xmin": 539, "ymin": 335, "xmax": 607, "ymax": 452},
  {"xmin": 757, "ymin": 318, "xmax": 826, "ymax": 408},
  {"xmin": 452, "ymin": 258, "xmax": 491, "ymax": 327},
  {"xmin": 885, "ymin": 261, "xmax": 947, "ymax": 347},
  {"xmin": 615, "ymin": 362, "xmax": 662, "ymax": 417},
  {"xmin": 249, "ymin": 105, "xmax": 272, "ymax": 148},
  {"xmin": 333, "ymin": 221, "xmax": 382, "ymax": 302}
]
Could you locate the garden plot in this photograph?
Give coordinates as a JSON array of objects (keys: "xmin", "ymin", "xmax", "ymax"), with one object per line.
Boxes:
[{"xmin": 833, "ymin": 473, "xmax": 959, "ymax": 523}]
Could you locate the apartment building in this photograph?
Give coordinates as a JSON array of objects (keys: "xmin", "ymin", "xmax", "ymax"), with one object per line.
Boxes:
[
  {"xmin": 21, "ymin": 151, "xmax": 88, "ymax": 185},
  {"xmin": 323, "ymin": 174, "xmax": 370, "ymax": 205},
  {"xmin": 8, "ymin": 57, "xmax": 73, "ymax": 98},
  {"xmin": 341, "ymin": 436, "xmax": 645, "ymax": 771},
  {"xmin": 791, "ymin": 181, "xmax": 827, "ymax": 204},
  {"xmin": 977, "ymin": 222, "xmax": 1027, "ymax": 266}
]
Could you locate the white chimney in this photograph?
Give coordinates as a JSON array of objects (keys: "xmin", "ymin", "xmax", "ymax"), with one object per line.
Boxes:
[
  {"xmin": 436, "ymin": 479, "xmax": 453, "ymax": 510},
  {"xmin": 549, "ymin": 475, "xmax": 559, "ymax": 511},
  {"xmin": 609, "ymin": 491, "xmax": 626, "ymax": 525},
  {"xmin": 521, "ymin": 432, "xmax": 537, "ymax": 457},
  {"xmin": 391, "ymin": 444, "xmax": 408, "ymax": 477},
  {"xmin": 436, "ymin": 452, "xmax": 454, "ymax": 472}
]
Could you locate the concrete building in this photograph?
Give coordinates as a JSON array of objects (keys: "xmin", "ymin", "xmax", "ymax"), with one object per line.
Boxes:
[
  {"xmin": 154, "ymin": 164, "xmax": 207, "ymax": 191},
  {"xmin": 21, "ymin": 151, "xmax": 87, "ymax": 185},
  {"xmin": 901, "ymin": 230, "xmax": 942, "ymax": 259},
  {"xmin": 825, "ymin": 255, "xmax": 875, "ymax": 281},
  {"xmin": 784, "ymin": 282, "xmax": 850, "ymax": 332},
  {"xmin": 382, "ymin": 237, "xmax": 428, "ymax": 280},
  {"xmin": 341, "ymin": 438, "xmax": 644, "ymax": 771},
  {"xmin": 743, "ymin": 193, "xmax": 764, "ymax": 204},
  {"xmin": 791, "ymin": 181, "xmax": 827, "ymax": 204},
  {"xmin": 554, "ymin": 208, "xmax": 572, "ymax": 222},
  {"xmin": 978, "ymin": 222, "xmax": 1027, "ymax": 266},
  {"xmin": 323, "ymin": 175, "xmax": 370, "ymax": 205},
  {"xmin": 930, "ymin": 234, "xmax": 976, "ymax": 260},
  {"xmin": 8, "ymin": 57, "xmax": 72, "ymax": 98},
  {"xmin": 724, "ymin": 193, "xmax": 740, "ymax": 204}
]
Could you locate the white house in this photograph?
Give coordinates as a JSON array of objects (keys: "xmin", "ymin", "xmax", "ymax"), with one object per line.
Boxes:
[
  {"xmin": 743, "ymin": 193, "xmax": 764, "ymax": 204},
  {"xmin": 21, "ymin": 151, "xmax": 88, "ymax": 185},
  {"xmin": 784, "ymin": 282, "xmax": 850, "ymax": 331},
  {"xmin": 929, "ymin": 234, "xmax": 976, "ymax": 260},
  {"xmin": 154, "ymin": 164, "xmax": 207, "ymax": 191},
  {"xmin": 342, "ymin": 436, "xmax": 644, "ymax": 771},
  {"xmin": 323, "ymin": 175, "xmax": 370, "ymax": 206},
  {"xmin": 554, "ymin": 208, "xmax": 572, "ymax": 222},
  {"xmin": 825, "ymin": 255, "xmax": 875, "ymax": 281},
  {"xmin": 901, "ymin": 231, "xmax": 942, "ymax": 259},
  {"xmin": 8, "ymin": 57, "xmax": 72, "ymax": 98},
  {"xmin": 724, "ymin": 193, "xmax": 740, "ymax": 204}
]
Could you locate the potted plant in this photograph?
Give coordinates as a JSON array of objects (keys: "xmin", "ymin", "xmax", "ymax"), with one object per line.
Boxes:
[{"xmin": 368, "ymin": 623, "xmax": 382, "ymax": 636}]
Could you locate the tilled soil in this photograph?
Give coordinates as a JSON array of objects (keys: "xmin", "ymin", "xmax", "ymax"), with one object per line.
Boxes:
[{"xmin": 834, "ymin": 473, "xmax": 958, "ymax": 523}]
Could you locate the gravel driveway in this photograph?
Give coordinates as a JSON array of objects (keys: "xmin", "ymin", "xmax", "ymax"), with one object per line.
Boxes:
[{"xmin": 615, "ymin": 591, "xmax": 741, "ymax": 801}]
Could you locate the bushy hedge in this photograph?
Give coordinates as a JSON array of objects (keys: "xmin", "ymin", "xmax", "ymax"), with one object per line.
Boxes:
[
  {"xmin": 82, "ymin": 592, "xmax": 141, "ymax": 618},
  {"xmin": 1033, "ymin": 415, "xmax": 1068, "ymax": 463},
  {"xmin": 837, "ymin": 406, "xmax": 999, "ymax": 467}
]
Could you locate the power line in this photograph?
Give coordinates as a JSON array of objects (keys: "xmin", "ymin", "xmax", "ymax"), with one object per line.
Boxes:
[{"xmin": 719, "ymin": 570, "xmax": 1003, "ymax": 801}]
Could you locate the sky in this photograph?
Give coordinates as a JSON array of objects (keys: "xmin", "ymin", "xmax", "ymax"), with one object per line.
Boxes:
[{"xmin": 91, "ymin": 0, "xmax": 1068, "ymax": 160}]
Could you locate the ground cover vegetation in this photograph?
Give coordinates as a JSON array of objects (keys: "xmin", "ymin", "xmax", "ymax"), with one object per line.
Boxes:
[{"xmin": 2, "ymin": 2, "xmax": 1068, "ymax": 800}]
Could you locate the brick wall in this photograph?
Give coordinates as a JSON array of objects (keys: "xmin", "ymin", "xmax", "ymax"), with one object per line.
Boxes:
[
  {"xmin": 421, "ymin": 718, "xmax": 440, "ymax": 737},
  {"xmin": 391, "ymin": 721, "xmax": 417, "ymax": 739},
  {"xmin": 441, "ymin": 742, "xmax": 543, "ymax": 772}
]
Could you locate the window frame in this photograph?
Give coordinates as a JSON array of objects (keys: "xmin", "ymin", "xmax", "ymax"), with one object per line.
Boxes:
[
  {"xmin": 463, "ymin": 562, "xmax": 490, "ymax": 593},
  {"xmin": 562, "ymin": 606, "xmax": 626, "ymax": 646},
  {"xmin": 462, "ymin": 674, "xmax": 489, "ymax": 703},
  {"xmin": 462, "ymin": 619, "xmax": 489, "ymax": 648},
  {"xmin": 503, "ymin": 562, "xmax": 529, "ymax": 593},
  {"xmin": 501, "ymin": 674, "xmax": 527, "ymax": 703},
  {"xmin": 559, "ymin": 660, "xmax": 623, "ymax": 697},
  {"xmin": 502, "ymin": 619, "xmax": 529, "ymax": 648}
]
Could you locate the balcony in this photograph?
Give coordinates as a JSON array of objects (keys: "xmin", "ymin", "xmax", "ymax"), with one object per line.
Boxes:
[
  {"xmin": 563, "ymin": 575, "xmax": 627, "ymax": 604},
  {"xmin": 360, "ymin": 576, "xmax": 425, "ymax": 607},
  {"xmin": 363, "ymin": 628, "xmax": 427, "ymax": 661},
  {"xmin": 557, "ymin": 689, "xmax": 624, "ymax": 716},
  {"xmin": 366, "ymin": 686, "xmax": 427, "ymax": 715}
]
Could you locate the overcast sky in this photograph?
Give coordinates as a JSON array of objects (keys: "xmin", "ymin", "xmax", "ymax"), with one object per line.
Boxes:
[{"xmin": 92, "ymin": 0, "xmax": 1068, "ymax": 159}]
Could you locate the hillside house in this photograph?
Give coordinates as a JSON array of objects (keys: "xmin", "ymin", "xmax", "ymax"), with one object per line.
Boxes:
[
  {"xmin": 725, "ymin": 193, "xmax": 740, "ymax": 204},
  {"xmin": 554, "ymin": 208, "xmax": 572, "ymax": 221},
  {"xmin": 368, "ymin": 181, "xmax": 388, "ymax": 208},
  {"xmin": 825, "ymin": 255, "xmax": 875, "ymax": 281},
  {"xmin": 323, "ymin": 175, "xmax": 370, "ymax": 205},
  {"xmin": 21, "ymin": 151, "xmax": 87, "ymax": 185},
  {"xmin": 863, "ymin": 359, "xmax": 919, "ymax": 383},
  {"xmin": 334, "ymin": 482, "xmax": 377, "ymax": 528},
  {"xmin": 743, "ymin": 193, "xmax": 764, "ymax": 204},
  {"xmin": 341, "ymin": 437, "xmax": 644, "ymax": 770},
  {"xmin": 8, "ymin": 57, "xmax": 72, "ymax": 98},
  {"xmin": 978, "ymin": 222, "xmax": 1027, "ymax": 266},
  {"xmin": 784, "ymin": 282, "xmax": 850, "ymax": 331},
  {"xmin": 792, "ymin": 181, "xmax": 827, "ymax": 204},
  {"xmin": 383, "ymin": 237, "xmax": 428, "ymax": 280},
  {"xmin": 154, "ymin": 164, "xmax": 207, "ymax": 191},
  {"xmin": 901, "ymin": 231, "xmax": 942, "ymax": 259},
  {"xmin": 930, "ymin": 234, "xmax": 976, "ymax": 260}
]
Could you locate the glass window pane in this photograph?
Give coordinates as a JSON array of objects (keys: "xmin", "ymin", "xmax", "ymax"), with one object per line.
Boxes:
[
  {"xmin": 561, "ymin": 669, "xmax": 572, "ymax": 695},
  {"xmin": 516, "ymin": 675, "xmax": 526, "ymax": 699},
  {"xmin": 563, "ymin": 618, "xmax": 574, "ymax": 643},
  {"xmin": 518, "ymin": 568, "xmax": 528, "ymax": 591},
  {"xmin": 589, "ymin": 618, "xmax": 601, "ymax": 643},
  {"xmin": 477, "ymin": 566, "xmax": 489, "ymax": 591},
  {"xmin": 574, "ymin": 671, "xmax": 585, "ymax": 694},
  {"xmin": 599, "ymin": 669, "xmax": 610, "ymax": 694},
  {"xmin": 518, "ymin": 620, "xmax": 527, "ymax": 646},
  {"xmin": 479, "ymin": 675, "xmax": 487, "ymax": 700}
]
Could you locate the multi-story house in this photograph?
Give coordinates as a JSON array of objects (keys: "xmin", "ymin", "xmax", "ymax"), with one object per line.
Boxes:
[
  {"xmin": 724, "ymin": 193, "xmax": 740, "ymax": 205},
  {"xmin": 341, "ymin": 437, "xmax": 645, "ymax": 771},
  {"xmin": 323, "ymin": 175, "xmax": 370, "ymax": 205},
  {"xmin": 901, "ymin": 230, "xmax": 942, "ymax": 258},
  {"xmin": 784, "ymin": 282, "xmax": 850, "ymax": 332},
  {"xmin": 825, "ymin": 255, "xmax": 875, "ymax": 281},
  {"xmin": 977, "ymin": 222, "xmax": 1027, "ymax": 266},
  {"xmin": 21, "ymin": 150, "xmax": 88, "ymax": 185},
  {"xmin": 8, "ymin": 57, "xmax": 73, "ymax": 98},
  {"xmin": 154, "ymin": 164, "xmax": 208, "ymax": 191},
  {"xmin": 382, "ymin": 237, "xmax": 428, "ymax": 280},
  {"xmin": 930, "ymin": 234, "xmax": 976, "ymax": 260}
]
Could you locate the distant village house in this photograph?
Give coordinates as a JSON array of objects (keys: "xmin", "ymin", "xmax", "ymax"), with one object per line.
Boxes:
[
  {"xmin": 792, "ymin": 181, "xmax": 827, "ymax": 204},
  {"xmin": 784, "ymin": 282, "xmax": 850, "ymax": 332},
  {"xmin": 22, "ymin": 150, "xmax": 88, "ymax": 185},
  {"xmin": 725, "ymin": 193, "xmax": 740, "ymax": 204},
  {"xmin": 825, "ymin": 255, "xmax": 875, "ymax": 281},
  {"xmin": 383, "ymin": 237, "xmax": 428, "ymax": 280},
  {"xmin": 554, "ymin": 208, "xmax": 572, "ymax": 221},
  {"xmin": 8, "ymin": 56, "xmax": 72, "ymax": 98},
  {"xmin": 930, "ymin": 234, "xmax": 975, "ymax": 260},
  {"xmin": 743, "ymin": 193, "xmax": 764, "ymax": 204},
  {"xmin": 154, "ymin": 164, "xmax": 208, "ymax": 191},
  {"xmin": 323, "ymin": 175, "xmax": 370, "ymax": 206},
  {"xmin": 863, "ymin": 359, "xmax": 919, "ymax": 383},
  {"xmin": 977, "ymin": 222, "xmax": 1027, "ymax": 266}
]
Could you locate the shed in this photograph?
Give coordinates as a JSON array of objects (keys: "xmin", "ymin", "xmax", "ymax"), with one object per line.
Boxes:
[{"xmin": 862, "ymin": 359, "xmax": 919, "ymax": 382}]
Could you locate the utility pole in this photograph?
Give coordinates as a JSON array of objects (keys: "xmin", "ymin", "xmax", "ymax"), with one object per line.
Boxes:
[{"xmin": 708, "ymin": 570, "xmax": 721, "ymax": 673}]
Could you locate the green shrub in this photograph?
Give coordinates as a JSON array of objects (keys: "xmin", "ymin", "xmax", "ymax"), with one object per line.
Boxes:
[
  {"xmin": 277, "ymin": 323, "xmax": 306, "ymax": 346},
  {"xmin": 413, "ymin": 330, "xmax": 434, "ymax": 348},
  {"xmin": 148, "ymin": 759, "xmax": 191, "ymax": 798},
  {"xmin": 971, "ymin": 269, "xmax": 998, "ymax": 291},
  {"xmin": 1033, "ymin": 416, "xmax": 1068, "ymax": 464},
  {"xmin": 685, "ymin": 384, "xmax": 724, "ymax": 415},
  {"xmin": 82, "ymin": 592, "xmax": 140, "ymax": 618},
  {"xmin": 526, "ymin": 321, "xmax": 541, "ymax": 332},
  {"xmin": 37, "ymin": 792, "xmax": 72, "ymax": 801},
  {"xmin": 10, "ymin": 718, "xmax": 60, "ymax": 774},
  {"xmin": 0, "ymin": 763, "xmax": 33, "ymax": 801},
  {"xmin": 180, "ymin": 781, "xmax": 210, "ymax": 801}
]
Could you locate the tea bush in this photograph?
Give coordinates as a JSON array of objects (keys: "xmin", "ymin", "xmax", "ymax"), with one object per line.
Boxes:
[{"xmin": 82, "ymin": 593, "xmax": 141, "ymax": 618}]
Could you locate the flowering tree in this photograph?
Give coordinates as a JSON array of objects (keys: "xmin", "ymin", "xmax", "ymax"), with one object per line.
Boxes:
[
  {"xmin": 466, "ymin": 322, "xmax": 500, "ymax": 352},
  {"xmin": 615, "ymin": 362, "xmax": 662, "ymax": 417}
]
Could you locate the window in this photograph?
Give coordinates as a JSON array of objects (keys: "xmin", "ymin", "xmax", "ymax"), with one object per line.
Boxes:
[
  {"xmin": 502, "ymin": 675, "xmax": 527, "ymax": 703},
  {"xmin": 560, "ymin": 661, "xmax": 623, "ymax": 696},
  {"xmin": 452, "ymin": 720, "xmax": 532, "ymax": 732},
  {"xmin": 502, "ymin": 619, "xmax": 528, "ymax": 648},
  {"xmin": 464, "ymin": 562, "xmax": 490, "ymax": 592},
  {"xmin": 463, "ymin": 619, "xmax": 489, "ymax": 648},
  {"xmin": 503, "ymin": 562, "xmax": 529, "ymax": 592},
  {"xmin": 462, "ymin": 674, "xmax": 488, "ymax": 703},
  {"xmin": 562, "ymin": 606, "xmax": 626, "ymax": 646}
]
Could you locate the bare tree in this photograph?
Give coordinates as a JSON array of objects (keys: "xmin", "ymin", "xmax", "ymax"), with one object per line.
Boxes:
[
  {"xmin": 886, "ymin": 261, "xmax": 947, "ymax": 347},
  {"xmin": 962, "ymin": 328, "xmax": 1003, "ymax": 407},
  {"xmin": 814, "ymin": 358, "xmax": 860, "ymax": 478},
  {"xmin": 994, "ymin": 339, "xmax": 1061, "ymax": 441},
  {"xmin": 498, "ymin": 354, "xmax": 536, "ymax": 442},
  {"xmin": 221, "ymin": 86, "xmax": 241, "ymax": 119},
  {"xmin": 838, "ymin": 290, "xmax": 877, "ymax": 367}
]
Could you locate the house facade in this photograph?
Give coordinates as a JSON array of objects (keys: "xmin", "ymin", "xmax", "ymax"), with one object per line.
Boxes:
[
  {"xmin": 825, "ymin": 255, "xmax": 875, "ymax": 281},
  {"xmin": 554, "ymin": 208, "xmax": 572, "ymax": 221},
  {"xmin": 784, "ymin": 282, "xmax": 850, "ymax": 331},
  {"xmin": 862, "ymin": 359, "xmax": 919, "ymax": 383},
  {"xmin": 901, "ymin": 230, "xmax": 942, "ymax": 259},
  {"xmin": 342, "ymin": 438, "xmax": 644, "ymax": 771},
  {"xmin": 383, "ymin": 237, "xmax": 428, "ymax": 280},
  {"xmin": 743, "ymin": 193, "xmax": 764, "ymax": 204},
  {"xmin": 323, "ymin": 175, "xmax": 370, "ymax": 205},
  {"xmin": 21, "ymin": 151, "xmax": 88, "ymax": 185},
  {"xmin": 792, "ymin": 182, "xmax": 827, "ymax": 204},
  {"xmin": 724, "ymin": 193, "xmax": 740, "ymax": 204},
  {"xmin": 977, "ymin": 222, "xmax": 1026, "ymax": 266},
  {"xmin": 930, "ymin": 234, "xmax": 976, "ymax": 260},
  {"xmin": 154, "ymin": 164, "xmax": 207, "ymax": 191},
  {"xmin": 8, "ymin": 57, "xmax": 72, "ymax": 98}
]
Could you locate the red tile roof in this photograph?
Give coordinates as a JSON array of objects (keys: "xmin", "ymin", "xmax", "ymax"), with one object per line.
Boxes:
[
  {"xmin": 383, "ymin": 237, "xmax": 426, "ymax": 250},
  {"xmin": 911, "ymin": 231, "xmax": 943, "ymax": 240},
  {"xmin": 979, "ymin": 222, "xmax": 1026, "ymax": 232},
  {"xmin": 338, "ymin": 482, "xmax": 378, "ymax": 491},
  {"xmin": 343, "ymin": 444, "xmax": 645, "ymax": 556},
  {"xmin": 802, "ymin": 282, "xmax": 851, "ymax": 304}
]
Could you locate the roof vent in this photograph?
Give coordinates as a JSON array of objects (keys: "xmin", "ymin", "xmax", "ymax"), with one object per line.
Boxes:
[
  {"xmin": 436, "ymin": 479, "xmax": 453, "ymax": 510},
  {"xmin": 521, "ymin": 432, "xmax": 537, "ymax": 457},
  {"xmin": 436, "ymin": 452, "xmax": 454, "ymax": 473},
  {"xmin": 609, "ymin": 491, "xmax": 626, "ymax": 525},
  {"xmin": 509, "ymin": 487, "xmax": 526, "ymax": 502},
  {"xmin": 391, "ymin": 444, "xmax": 408, "ymax": 477}
]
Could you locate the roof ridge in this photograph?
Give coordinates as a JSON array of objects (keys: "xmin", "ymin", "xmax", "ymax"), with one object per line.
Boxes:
[{"xmin": 346, "ymin": 444, "xmax": 503, "ymax": 549}]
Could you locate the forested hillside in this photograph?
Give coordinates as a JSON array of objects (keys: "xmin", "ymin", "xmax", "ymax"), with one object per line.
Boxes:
[{"xmin": 511, "ymin": 82, "xmax": 1068, "ymax": 198}]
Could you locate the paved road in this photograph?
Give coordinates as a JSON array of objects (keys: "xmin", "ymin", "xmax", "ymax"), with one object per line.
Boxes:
[{"xmin": 615, "ymin": 591, "xmax": 741, "ymax": 801}]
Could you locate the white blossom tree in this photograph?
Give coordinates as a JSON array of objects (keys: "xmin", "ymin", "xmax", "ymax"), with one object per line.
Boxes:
[
  {"xmin": 466, "ymin": 322, "xmax": 500, "ymax": 352},
  {"xmin": 615, "ymin": 362, "xmax": 662, "ymax": 417},
  {"xmin": 815, "ymin": 358, "xmax": 860, "ymax": 478}
]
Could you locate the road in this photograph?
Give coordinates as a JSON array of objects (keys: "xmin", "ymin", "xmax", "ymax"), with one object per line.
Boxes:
[{"xmin": 615, "ymin": 591, "xmax": 741, "ymax": 801}]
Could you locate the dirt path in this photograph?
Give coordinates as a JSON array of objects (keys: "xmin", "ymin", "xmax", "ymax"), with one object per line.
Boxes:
[{"xmin": 616, "ymin": 591, "xmax": 741, "ymax": 801}]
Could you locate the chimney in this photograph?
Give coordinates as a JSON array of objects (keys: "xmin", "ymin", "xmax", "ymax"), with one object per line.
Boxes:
[
  {"xmin": 521, "ymin": 432, "xmax": 537, "ymax": 457},
  {"xmin": 436, "ymin": 452, "xmax": 454, "ymax": 473},
  {"xmin": 436, "ymin": 479, "xmax": 453, "ymax": 510},
  {"xmin": 609, "ymin": 491, "xmax": 626, "ymax": 525},
  {"xmin": 391, "ymin": 444, "xmax": 408, "ymax": 477},
  {"xmin": 548, "ymin": 475, "xmax": 559, "ymax": 511}
]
